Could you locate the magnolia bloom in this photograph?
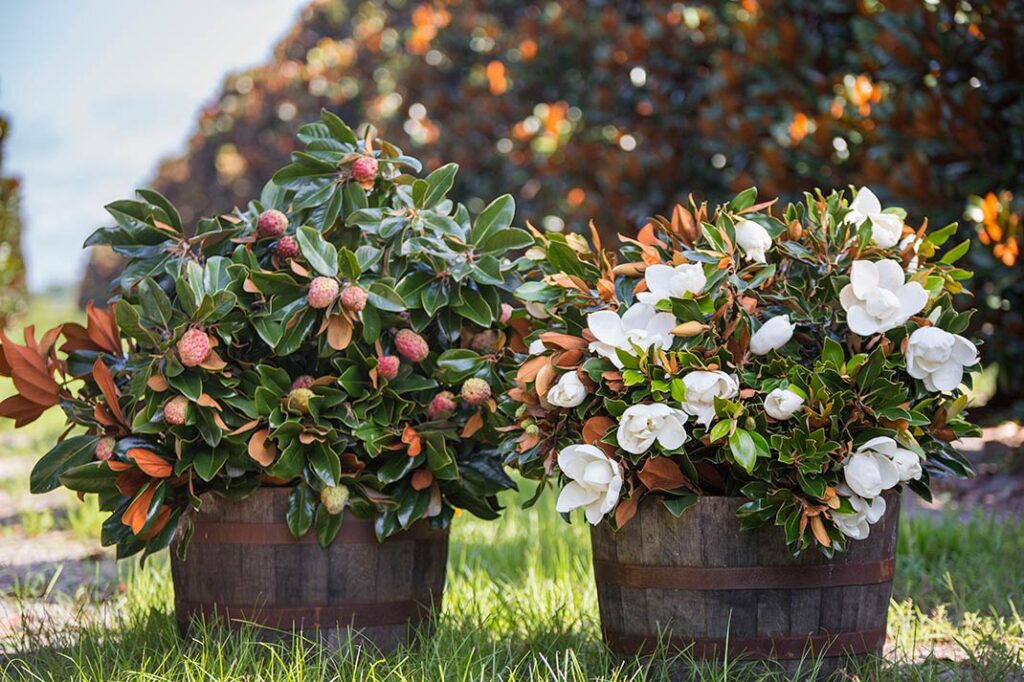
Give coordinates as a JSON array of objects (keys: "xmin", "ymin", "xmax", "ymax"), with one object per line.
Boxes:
[
  {"xmin": 587, "ymin": 303, "xmax": 676, "ymax": 369},
  {"xmin": 735, "ymin": 220, "xmax": 773, "ymax": 263},
  {"xmin": 637, "ymin": 264, "xmax": 706, "ymax": 305},
  {"xmin": 546, "ymin": 371, "xmax": 587, "ymax": 408},
  {"xmin": 906, "ymin": 326, "xmax": 978, "ymax": 393},
  {"xmin": 749, "ymin": 315, "xmax": 795, "ymax": 355},
  {"xmin": 839, "ymin": 259, "xmax": 928, "ymax": 336},
  {"xmin": 844, "ymin": 435, "xmax": 924, "ymax": 498},
  {"xmin": 844, "ymin": 187, "xmax": 904, "ymax": 249},
  {"xmin": 616, "ymin": 404, "xmax": 688, "ymax": 454},
  {"xmin": 832, "ymin": 485, "xmax": 887, "ymax": 541},
  {"xmin": 528, "ymin": 338, "xmax": 546, "ymax": 355},
  {"xmin": 555, "ymin": 444, "xmax": 623, "ymax": 525},
  {"xmin": 763, "ymin": 387, "xmax": 804, "ymax": 420},
  {"xmin": 680, "ymin": 371, "xmax": 739, "ymax": 427}
]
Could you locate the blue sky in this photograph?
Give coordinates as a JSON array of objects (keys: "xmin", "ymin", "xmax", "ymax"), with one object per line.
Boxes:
[{"xmin": 0, "ymin": 0, "xmax": 307, "ymax": 291}]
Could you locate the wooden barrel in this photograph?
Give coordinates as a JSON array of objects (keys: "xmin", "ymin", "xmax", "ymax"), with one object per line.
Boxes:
[
  {"xmin": 170, "ymin": 487, "xmax": 449, "ymax": 651},
  {"xmin": 591, "ymin": 492, "xmax": 899, "ymax": 676}
]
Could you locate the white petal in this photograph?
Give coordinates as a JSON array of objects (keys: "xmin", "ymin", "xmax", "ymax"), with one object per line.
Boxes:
[
  {"xmin": 556, "ymin": 481, "xmax": 598, "ymax": 513},
  {"xmin": 621, "ymin": 302, "xmax": 657, "ymax": 330},
  {"xmin": 649, "ymin": 313, "xmax": 678, "ymax": 348},
  {"xmin": 930, "ymin": 362, "xmax": 964, "ymax": 392},
  {"xmin": 847, "ymin": 306, "xmax": 879, "ymax": 336},
  {"xmin": 558, "ymin": 444, "xmax": 602, "ymax": 481},
  {"xmin": 860, "ymin": 437, "xmax": 897, "ymax": 456},
  {"xmin": 588, "ymin": 311, "xmax": 626, "ymax": 347},
  {"xmin": 897, "ymin": 283, "xmax": 928, "ymax": 319},
  {"xmin": 850, "ymin": 260, "xmax": 880, "ymax": 299},
  {"xmin": 864, "ymin": 496, "xmax": 887, "ymax": 524},
  {"xmin": 850, "ymin": 187, "xmax": 882, "ymax": 217},
  {"xmin": 643, "ymin": 265, "xmax": 675, "ymax": 298},
  {"xmin": 656, "ymin": 413, "xmax": 688, "ymax": 450},
  {"xmin": 951, "ymin": 335, "xmax": 979, "ymax": 366},
  {"xmin": 873, "ymin": 453, "xmax": 900, "ymax": 491},
  {"xmin": 584, "ymin": 501, "xmax": 606, "ymax": 525},
  {"xmin": 873, "ymin": 259, "xmax": 906, "ymax": 292},
  {"xmin": 871, "ymin": 214, "xmax": 904, "ymax": 249},
  {"xmin": 839, "ymin": 284, "xmax": 860, "ymax": 311}
]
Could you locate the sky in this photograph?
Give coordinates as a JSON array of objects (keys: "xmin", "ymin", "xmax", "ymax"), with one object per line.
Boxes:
[{"xmin": 0, "ymin": 0, "xmax": 307, "ymax": 291}]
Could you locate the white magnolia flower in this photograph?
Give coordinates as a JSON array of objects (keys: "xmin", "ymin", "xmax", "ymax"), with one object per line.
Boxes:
[
  {"xmin": 546, "ymin": 371, "xmax": 588, "ymax": 408},
  {"xmin": 832, "ymin": 485, "xmax": 887, "ymax": 540},
  {"xmin": 839, "ymin": 259, "xmax": 928, "ymax": 335},
  {"xmin": 860, "ymin": 436, "xmax": 922, "ymax": 484},
  {"xmin": 587, "ymin": 303, "xmax": 676, "ymax": 369},
  {"xmin": 844, "ymin": 437, "xmax": 919, "ymax": 498},
  {"xmin": 906, "ymin": 326, "xmax": 978, "ymax": 393},
  {"xmin": 528, "ymin": 338, "xmax": 546, "ymax": 355},
  {"xmin": 735, "ymin": 220, "xmax": 773, "ymax": 263},
  {"xmin": 749, "ymin": 315, "xmax": 795, "ymax": 355},
  {"xmin": 637, "ymin": 263, "xmax": 706, "ymax": 305},
  {"xmin": 844, "ymin": 187, "xmax": 904, "ymax": 248},
  {"xmin": 555, "ymin": 444, "xmax": 623, "ymax": 525},
  {"xmin": 680, "ymin": 370, "xmax": 739, "ymax": 427},
  {"xmin": 616, "ymin": 404, "xmax": 688, "ymax": 454},
  {"xmin": 763, "ymin": 387, "xmax": 804, "ymax": 420}
]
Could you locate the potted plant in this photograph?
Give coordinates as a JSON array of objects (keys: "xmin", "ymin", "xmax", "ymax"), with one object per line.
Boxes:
[
  {"xmin": 0, "ymin": 111, "xmax": 530, "ymax": 649},
  {"xmin": 503, "ymin": 187, "xmax": 980, "ymax": 672}
]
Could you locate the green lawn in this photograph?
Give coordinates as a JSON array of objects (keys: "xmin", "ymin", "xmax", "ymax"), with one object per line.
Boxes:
[{"xmin": 1, "ymin": 296, "xmax": 1023, "ymax": 680}]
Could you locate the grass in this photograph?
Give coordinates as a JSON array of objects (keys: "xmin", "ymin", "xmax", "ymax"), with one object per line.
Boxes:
[{"xmin": 0, "ymin": 295, "xmax": 1022, "ymax": 680}]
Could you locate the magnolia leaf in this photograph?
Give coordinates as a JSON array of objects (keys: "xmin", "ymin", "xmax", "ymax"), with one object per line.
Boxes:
[
  {"xmin": 638, "ymin": 457, "xmax": 688, "ymax": 492},
  {"xmin": 247, "ymin": 429, "xmax": 277, "ymax": 466},
  {"xmin": 327, "ymin": 314, "xmax": 353, "ymax": 351}
]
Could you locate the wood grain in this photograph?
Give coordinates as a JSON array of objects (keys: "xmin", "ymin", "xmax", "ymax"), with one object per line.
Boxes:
[
  {"xmin": 592, "ymin": 492, "xmax": 899, "ymax": 677},
  {"xmin": 170, "ymin": 487, "xmax": 449, "ymax": 651}
]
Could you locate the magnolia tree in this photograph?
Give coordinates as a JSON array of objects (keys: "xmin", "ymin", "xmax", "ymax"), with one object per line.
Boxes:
[
  {"xmin": 504, "ymin": 188, "xmax": 980, "ymax": 554},
  {"xmin": 0, "ymin": 111, "xmax": 530, "ymax": 559}
]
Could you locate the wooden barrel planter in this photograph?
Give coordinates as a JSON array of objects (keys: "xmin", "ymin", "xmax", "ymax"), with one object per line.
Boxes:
[
  {"xmin": 170, "ymin": 487, "xmax": 449, "ymax": 651},
  {"xmin": 591, "ymin": 492, "xmax": 899, "ymax": 676}
]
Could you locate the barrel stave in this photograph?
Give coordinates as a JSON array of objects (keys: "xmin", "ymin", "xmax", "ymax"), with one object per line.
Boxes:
[{"xmin": 170, "ymin": 487, "xmax": 448, "ymax": 651}]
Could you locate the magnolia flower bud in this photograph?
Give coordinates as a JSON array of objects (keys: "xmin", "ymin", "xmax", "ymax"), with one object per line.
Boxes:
[
  {"xmin": 546, "ymin": 371, "xmax": 587, "ymax": 408},
  {"xmin": 749, "ymin": 315, "xmax": 795, "ymax": 355},
  {"xmin": 735, "ymin": 220, "xmax": 772, "ymax": 263},
  {"xmin": 763, "ymin": 388, "xmax": 804, "ymax": 420}
]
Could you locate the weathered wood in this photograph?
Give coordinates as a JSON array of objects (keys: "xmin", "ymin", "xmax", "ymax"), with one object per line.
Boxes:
[
  {"xmin": 592, "ymin": 492, "xmax": 899, "ymax": 678},
  {"xmin": 170, "ymin": 487, "xmax": 449, "ymax": 651}
]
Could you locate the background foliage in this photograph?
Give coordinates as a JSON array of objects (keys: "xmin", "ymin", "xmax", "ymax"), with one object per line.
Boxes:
[
  {"xmin": 0, "ymin": 117, "xmax": 27, "ymax": 326},
  {"xmin": 79, "ymin": 0, "xmax": 1024, "ymax": 406}
]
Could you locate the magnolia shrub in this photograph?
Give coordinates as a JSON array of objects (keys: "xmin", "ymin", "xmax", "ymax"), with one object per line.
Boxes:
[
  {"xmin": 0, "ymin": 112, "xmax": 528, "ymax": 559},
  {"xmin": 504, "ymin": 187, "xmax": 980, "ymax": 555}
]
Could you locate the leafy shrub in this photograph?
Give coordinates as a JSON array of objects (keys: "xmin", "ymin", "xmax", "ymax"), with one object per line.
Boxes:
[
  {"xmin": 504, "ymin": 187, "xmax": 980, "ymax": 554},
  {"xmin": 1, "ymin": 112, "xmax": 526, "ymax": 559}
]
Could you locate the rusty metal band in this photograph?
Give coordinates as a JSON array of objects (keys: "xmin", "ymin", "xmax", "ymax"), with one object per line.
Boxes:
[
  {"xmin": 602, "ymin": 627, "xmax": 886, "ymax": 660},
  {"xmin": 593, "ymin": 558, "xmax": 895, "ymax": 590},
  {"xmin": 188, "ymin": 520, "xmax": 444, "ymax": 545},
  {"xmin": 175, "ymin": 596, "xmax": 440, "ymax": 629}
]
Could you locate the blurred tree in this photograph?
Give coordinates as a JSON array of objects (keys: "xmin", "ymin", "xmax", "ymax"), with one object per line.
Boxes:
[
  {"xmin": 0, "ymin": 116, "xmax": 26, "ymax": 325},
  {"xmin": 79, "ymin": 0, "xmax": 1024, "ymax": 404}
]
